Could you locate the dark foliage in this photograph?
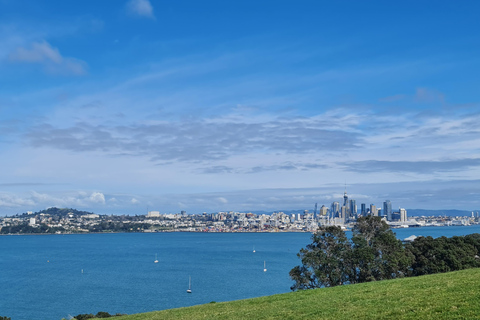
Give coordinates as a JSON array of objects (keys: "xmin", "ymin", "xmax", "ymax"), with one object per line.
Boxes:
[
  {"xmin": 351, "ymin": 216, "xmax": 413, "ymax": 282},
  {"xmin": 0, "ymin": 222, "xmax": 65, "ymax": 234},
  {"xmin": 290, "ymin": 216, "xmax": 480, "ymax": 291},
  {"xmin": 290, "ymin": 226, "xmax": 352, "ymax": 290},
  {"xmin": 406, "ymin": 234, "xmax": 480, "ymax": 276},
  {"xmin": 72, "ymin": 311, "xmax": 125, "ymax": 319}
]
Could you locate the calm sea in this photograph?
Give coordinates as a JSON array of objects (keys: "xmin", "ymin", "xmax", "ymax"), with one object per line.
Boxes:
[{"xmin": 2, "ymin": 225, "xmax": 480, "ymax": 320}]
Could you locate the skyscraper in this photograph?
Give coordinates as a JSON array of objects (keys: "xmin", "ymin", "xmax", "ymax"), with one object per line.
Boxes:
[
  {"xmin": 349, "ymin": 199, "xmax": 356, "ymax": 217},
  {"xmin": 361, "ymin": 203, "xmax": 366, "ymax": 216},
  {"xmin": 399, "ymin": 208, "xmax": 407, "ymax": 222},
  {"xmin": 331, "ymin": 201, "xmax": 340, "ymax": 217},
  {"xmin": 384, "ymin": 200, "xmax": 392, "ymax": 221},
  {"xmin": 320, "ymin": 205, "xmax": 328, "ymax": 216}
]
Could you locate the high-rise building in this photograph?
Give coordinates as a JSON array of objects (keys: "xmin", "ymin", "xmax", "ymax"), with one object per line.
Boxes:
[
  {"xmin": 370, "ymin": 204, "xmax": 377, "ymax": 216},
  {"xmin": 320, "ymin": 205, "xmax": 328, "ymax": 216},
  {"xmin": 349, "ymin": 199, "xmax": 356, "ymax": 217},
  {"xmin": 341, "ymin": 206, "xmax": 348, "ymax": 220},
  {"xmin": 331, "ymin": 201, "xmax": 340, "ymax": 217},
  {"xmin": 399, "ymin": 208, "xmax": 407, "ymax": 222},
  {"xmin": 383, "ymin": 200, "xmax": 392, "ymax": 221},
  {"xmin": 361, "ymin": 203, "xmax": 366, "ymax": 216},
  {"xmin": 342, "ymin": 189, "xmax": 351, "ymax": 220}
]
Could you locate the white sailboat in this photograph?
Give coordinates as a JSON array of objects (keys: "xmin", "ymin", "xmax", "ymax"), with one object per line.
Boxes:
[
  {"xmin": 187, "ymin": 276, "xmax": 192, "ymax": 293},
  {"xmin": 154, "ymin": 253, "xmax": 158, "ymax": 263},
  {"xmin": 253, "ymin": 246, "xmax": 256, "ymax": 253},
  {"xmin": 263, "ymin": 260, "xmax": 267, "ymax": 272}
]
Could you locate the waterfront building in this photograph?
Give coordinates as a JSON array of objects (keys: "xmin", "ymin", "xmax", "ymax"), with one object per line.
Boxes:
[
  {"xmin": 400, "ymin": 208, "xmax": 407, "ymax": 222},
  {"xmin": 370, "ymin": 204, "xmax": 377, "ymax": 216},
  {"xmin": 361, "ymin": 203, "xmax": 366, "ymax": 216}
]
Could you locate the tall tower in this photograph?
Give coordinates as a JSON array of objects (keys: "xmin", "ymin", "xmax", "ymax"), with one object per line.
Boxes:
[
  {"xmin": 331, "ymin": 201, "xmax": 340, "ymax": 217},
  {"xmin": 349, "ymin": 199, "xmax": 356, "ymax": 216},
  {"xmin": 384, "ymin": 200, "xmax": 392, "ymax": 221}
]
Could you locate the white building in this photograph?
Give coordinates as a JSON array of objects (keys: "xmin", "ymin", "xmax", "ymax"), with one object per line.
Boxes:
[
  {"xmin": 399, "ymin": 208, "xmax": 407, "ymax": 222},
  {"xmin": 147, "ymin": 211, "xmax": 160, "ymax": 217}
]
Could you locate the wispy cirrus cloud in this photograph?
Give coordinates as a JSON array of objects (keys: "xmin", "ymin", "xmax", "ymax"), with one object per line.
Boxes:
[
  {"xmin": 24, "ymin": 116, "xmax": 363, "ymax": 163},
  {"xmin": 199, "ymin": 162, "xmax": 329, "ymax": 174},
  {"xmin": 342, "ymin": 159, "xmax": 480, "ymax": 174},
  {"xmin": 8, "ymin": 40, "xmax": 87, "ymax": 75}
]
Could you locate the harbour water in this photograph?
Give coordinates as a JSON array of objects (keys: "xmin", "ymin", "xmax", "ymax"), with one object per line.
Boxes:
[{"xmin": 2, "ymin": 225, "xmax": 480, "ymax": 320}]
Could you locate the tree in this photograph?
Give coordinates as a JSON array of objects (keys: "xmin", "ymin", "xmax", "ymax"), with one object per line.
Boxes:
[
  {"xmin": 406, "ymin": 235, "xmax": 480, "ymax": 276},
  {"xmin": 351, "ymin": 216, "xmax": 413, "ymax": 282},
  {"xmin": 290, "ymin": 216, "xmax": 414, "ymax": 291},
  {"xmin": 290, "ymin": 226, "xmax": 353, "ymax": 290}
]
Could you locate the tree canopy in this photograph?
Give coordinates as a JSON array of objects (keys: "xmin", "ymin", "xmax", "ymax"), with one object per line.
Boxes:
[{"xmin": 290, "ymin": 216, "xmax": 480, "ymax": 291}]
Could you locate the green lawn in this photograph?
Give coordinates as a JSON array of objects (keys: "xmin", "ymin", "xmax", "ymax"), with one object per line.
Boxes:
[{"xmin": 116, "ymin": 268, "xmax": 480, "ymax": 320}]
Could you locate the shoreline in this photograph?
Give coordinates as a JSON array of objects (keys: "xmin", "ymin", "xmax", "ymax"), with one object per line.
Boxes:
[{"xmin": 2, "ymin": 223, "xmax": 479, "ymax": 236}]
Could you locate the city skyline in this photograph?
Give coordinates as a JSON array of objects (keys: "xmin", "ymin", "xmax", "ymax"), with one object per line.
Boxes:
[{"xmin": 1, "ymin": 1, "xmax": 480, "ymax": 215}]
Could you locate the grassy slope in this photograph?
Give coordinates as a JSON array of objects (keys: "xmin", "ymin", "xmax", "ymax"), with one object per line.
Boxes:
[{"xmin": 117, "ymin": 268, "xmax": 480, "ymax": 320}]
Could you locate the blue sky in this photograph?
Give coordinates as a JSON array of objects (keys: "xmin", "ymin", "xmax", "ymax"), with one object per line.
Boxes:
[{"xmin": 1, "ymin": 0, "xmax": 480, "ymax": 215}]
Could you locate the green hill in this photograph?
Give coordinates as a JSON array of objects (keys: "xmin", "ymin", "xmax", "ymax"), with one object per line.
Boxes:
[{"xmin": 112, "ymin": 268, "xmax": 480, "ymax": 320}]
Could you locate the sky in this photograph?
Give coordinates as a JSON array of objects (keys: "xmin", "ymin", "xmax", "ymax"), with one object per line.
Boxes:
[{"xmin": 1, "ymin": 0, "xmax": 480, "ymax": 215}]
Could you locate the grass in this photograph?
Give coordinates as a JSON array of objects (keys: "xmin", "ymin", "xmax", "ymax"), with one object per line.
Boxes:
[{"xmin": 116, "ymin": 268, "xmax": 480, "ymax": 320}]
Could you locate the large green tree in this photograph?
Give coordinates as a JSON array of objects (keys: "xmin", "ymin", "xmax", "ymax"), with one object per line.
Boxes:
[
  {"xmin": 351, "ymin": 216, "xmax": 413, "ymax": 282},
  {"xmin": 290, "ymin": 226, "xmax": 353, "ymax": 290},
  {"xmin": 290, "ymin": 216, "xmax": 414, "ymax": 291}
]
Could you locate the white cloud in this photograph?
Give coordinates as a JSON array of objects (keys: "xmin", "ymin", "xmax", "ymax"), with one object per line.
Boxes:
[
  {"xmin": 217, "ymin": 197, "xmax": 228, "ymax": 204},
  {"xmin": 126, "ymin": 0, "xmax": 155, "ymax": 19},
  {"xmin": 0, "ymin": 193, "xmax": 36, "ymax": 208},
  {"xmin": 0, "ymin": 191, "xmax": 107, "ymax": 212},
  {"xmin": 9, "ymin": 40, "xmax": 62, "ymax": 63},
  {"xmin": 89, "ymin": 192, "xmax": 106, "ymax": 204},
  {"xmin": 8, "ymin": 40, "xmax": 87, "ymax": 75}
]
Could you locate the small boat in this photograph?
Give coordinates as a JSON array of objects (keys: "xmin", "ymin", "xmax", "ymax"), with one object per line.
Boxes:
[
  {"xmin": 187, "ymin": 276, "xmax": 192, "ymax": 293},
  {"xmin": 263, "ymin": 261, "xmax": 267, "ymax": 272},
  {"xmin": 154, "ymin": 253, "xmax": 158, "ymax": 263},
  {"xmin": 253, "ymin": 246, "xmax": 256, "ymax": 253}
]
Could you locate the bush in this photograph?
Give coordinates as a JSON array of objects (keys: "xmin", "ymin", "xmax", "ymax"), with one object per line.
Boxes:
[{"xmin": 71, "ymin": 311, "xmax": 125, "ymax": 319}]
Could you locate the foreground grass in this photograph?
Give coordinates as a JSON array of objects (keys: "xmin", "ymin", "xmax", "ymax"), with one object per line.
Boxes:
[{"xmin": 117, "ymin": 268, "xmax": 480, "ymax": 320}]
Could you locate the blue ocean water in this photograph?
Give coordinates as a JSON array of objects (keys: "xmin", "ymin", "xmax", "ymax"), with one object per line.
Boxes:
[{"xmin": 1, "ymin": 225, "xmax": 480, "ymax": 320}]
